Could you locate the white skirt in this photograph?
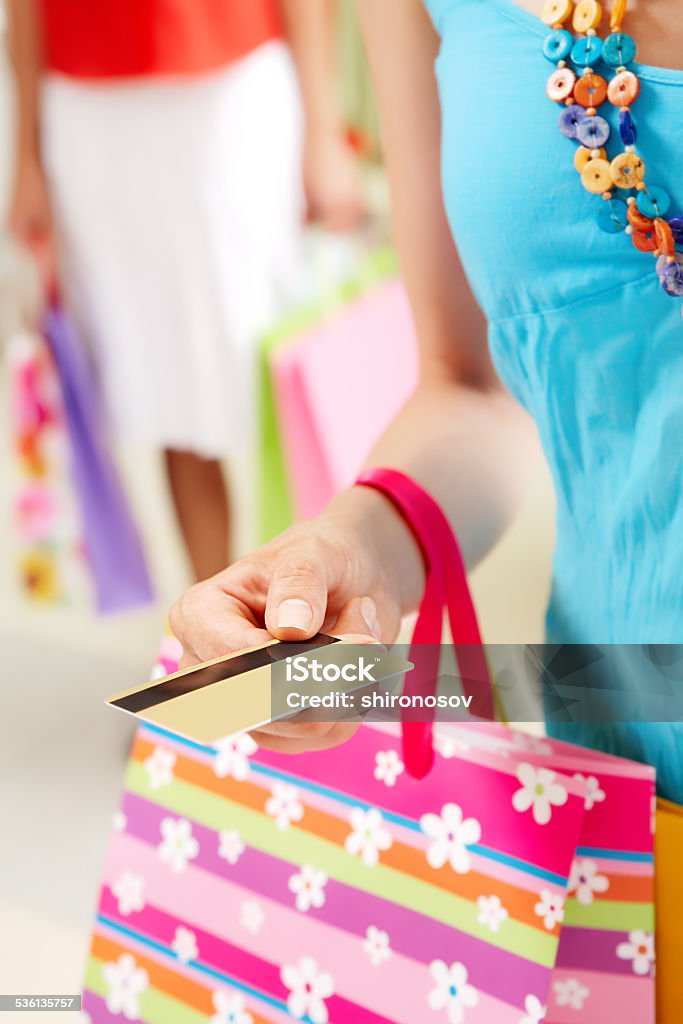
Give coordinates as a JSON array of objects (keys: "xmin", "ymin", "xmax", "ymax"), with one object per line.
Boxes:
[{"xmin": 42, "ymin": 42, "xmax": 304, "ymax": 457}]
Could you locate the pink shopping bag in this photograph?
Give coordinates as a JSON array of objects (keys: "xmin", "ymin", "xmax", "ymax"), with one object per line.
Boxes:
[
  {"xmin": 472, "ymin": 724, "xmax": 656, "ymax": 1024},
  {"xmin": 270, "ymin": 279, "xmax": 418, "ymax": 520},
  {"xmin": 83, "ymin": 717, "xmax": 654, "ymax": 1024},
  {"xmin": 82, "ymin": 472, "xmax": 655, "ymax": 1023}
]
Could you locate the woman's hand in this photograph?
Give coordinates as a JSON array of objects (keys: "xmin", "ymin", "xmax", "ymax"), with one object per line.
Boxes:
[
  {"xmin": 303, "ymin": 129, "xmax": 365, "ymax": 233},
  {"xmin": 169, "ymin": 485, "xmax": 424, "ymax": 753},
  {"xmin": 8, "ymin": 155, "xmax": 56, "ymax": 294}
]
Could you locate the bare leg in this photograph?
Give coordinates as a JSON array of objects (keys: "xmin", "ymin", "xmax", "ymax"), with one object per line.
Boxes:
[{"xmin": 164, "ymin": 449, "xmax": 230, "ymax": 581}]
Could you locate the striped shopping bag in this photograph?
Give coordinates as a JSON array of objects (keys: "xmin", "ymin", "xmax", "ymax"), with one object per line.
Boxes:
[
  {"xmin": 472, "ymin": 724, "xmax": 656, "ymax": 1023},
  {"xmin": 82, "ymin": 471, "xmax": 655, "ymax": 1023},
  {"xmin": 83, "ymin": 713, "xmax": 655, "ymax": 1024}
]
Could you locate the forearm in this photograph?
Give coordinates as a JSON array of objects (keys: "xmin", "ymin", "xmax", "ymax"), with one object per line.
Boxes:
[
  {"xmin": 277, "ymin": 0, "xmax": 342, "ymax": 136},
  {"xmin": 7, "ymin": 0, "xmax": 43, "ymax": 163},
  {"xmin": 327, "ymin": 379, "xmax": 538, "ymax": 616}
]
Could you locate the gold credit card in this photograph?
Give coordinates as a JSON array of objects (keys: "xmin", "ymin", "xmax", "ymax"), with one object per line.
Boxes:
[{"xmin": 106, "ymin": 635, "xmax": 411, "ymax": 746}]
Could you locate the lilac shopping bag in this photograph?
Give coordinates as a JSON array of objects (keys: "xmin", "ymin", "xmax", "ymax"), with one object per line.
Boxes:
[{"xmin": 42, "ymin": 304, "xmax": 154, "ymax": 613}]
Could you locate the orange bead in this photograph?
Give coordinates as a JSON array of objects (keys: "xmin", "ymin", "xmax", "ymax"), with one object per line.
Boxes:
[
  {"xmin": 610, "ymin": 0, "xmax": 628, "ymax": 32},
  {"xmin": 608, "ymin": 70, "xmax": 640, "ymax": 107},
  {"xmin": 627, "ymin": 204, "xmax": 654, "ymax": 232},
  {"xmin": 609, "ymin": 152, "xmax": 646, "ymax": 189},
  {"xmin": 574, "ymin": 145, "xmax": 606, "ymax": 172},
  {"xmin": 654, "ymin": 219, "xmax": 676, "ymax": 257},
  {"xmin": 581, "ymin": 158, "xmax": 612, "ymax": 194},
  {"xmin": 574, "ymin": 73, "xmax": 608, "ymax": 108},
  {"xmin": 632, "ymin": 228, "xmax": 657, "ymax": 253},
  {"xmin": 541, "ymin": 0, "xmax": 574, "ymax": 25},
  {"xmin": 547, "ymin": 67, "xmax": 577, "ymax": 102},
  {"xmin": 572, "ymin": 0, "xmax": 602, "ymax": 33}
]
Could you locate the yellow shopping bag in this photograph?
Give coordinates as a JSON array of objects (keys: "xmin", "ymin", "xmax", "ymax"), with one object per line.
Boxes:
[{"xmin": 655, "ymin": 799, "xmax": 683, "ymax": 1021}]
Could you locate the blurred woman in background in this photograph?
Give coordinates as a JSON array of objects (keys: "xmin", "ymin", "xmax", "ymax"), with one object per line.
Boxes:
[{"xmin": 7, "ymin": 0, "xmax": 362, "ymax": 581}]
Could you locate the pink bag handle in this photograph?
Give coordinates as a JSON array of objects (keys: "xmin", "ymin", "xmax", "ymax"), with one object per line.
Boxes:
[{"xmin": 356, "ymin": 468, "xmax": 494, "ymax": 778}]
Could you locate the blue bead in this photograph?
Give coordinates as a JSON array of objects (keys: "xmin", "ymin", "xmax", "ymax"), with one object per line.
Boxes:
[
  {"xmin": 660, "ymin": 261, "xmax": 683, "ymax": 298},
  {"xmin": 558, "ymin": 104, "xmax": 588, "ymax": 139},
  {"xmin": 602, "ymin": 32, "xmax": 637, "ymax": 67},
  {"xmin": 571, "ymin": 36, "xmax": 604, "ymax": 68},
  {"xmin": 669, "ymin": 217, "xmax": 683, "ymax": 246},
  {"xmin": 576, "ymin": 115, "xmax": 611, "ymax": 147},
  {"xmin": 619, "ymin": 109, "xmax": 637, "ymax": 146},
  {"xmin": 543, "ymin": 29, "xmax": 573, "ymax": 62},
  {"xmin": 637, "ymin": 185, "xmax": 672, "ymax": 219},
  {"xmin": 596, "ymin": 198, "xmax": 628, "ymax": 234}
]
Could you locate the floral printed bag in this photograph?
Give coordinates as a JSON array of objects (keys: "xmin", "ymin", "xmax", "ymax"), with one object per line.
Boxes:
[
  {"xmin": 8, "ymin": 329, "xmax": 90, "ymax": 605},
  {"xmin": 82, "ymin": 472, "xmax": 656, "ymax": 1024}
]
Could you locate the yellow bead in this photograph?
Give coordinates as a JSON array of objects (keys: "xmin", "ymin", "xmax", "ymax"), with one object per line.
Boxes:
[
  {"xmin": 581, "ymin": 158, "xmax": 612, "ymax": 194},
  {"xmin": 609, "ymin": 152, "xmax": 646, "ymax": 189},
  {"xmin": 610, "ymin": 0, "xmax": 628, "ymax": 31},
  {"xmin": 573, "ymin": 0, "xmax": 602, "ymax": 33},
  {"xmin": 541, "ymin": 0, "xmax": 574, "ymax": 26},
  {"xmin": 574, "ymin": 145, "xmax": 606, "ymax": 172}
]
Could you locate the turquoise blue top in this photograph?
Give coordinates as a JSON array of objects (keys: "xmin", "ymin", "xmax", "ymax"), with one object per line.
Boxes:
[{"xmin": 424, "ymin": 0, "xmax": 683, "ymax": 800}]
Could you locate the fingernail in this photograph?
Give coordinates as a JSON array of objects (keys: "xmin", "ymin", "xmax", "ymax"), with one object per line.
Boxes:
[
  {"xmin": 276, "ymin": 598, "xmax": 313, "ymax": 632},
  {"xmin": 360, "ymin": 596, "xmax": 381, "ymax": 639}
]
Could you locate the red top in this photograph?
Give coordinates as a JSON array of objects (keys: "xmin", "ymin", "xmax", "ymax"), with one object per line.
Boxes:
[{"xmin": 40, "ymin": 0, "xmax": 283, "ymax": 79}]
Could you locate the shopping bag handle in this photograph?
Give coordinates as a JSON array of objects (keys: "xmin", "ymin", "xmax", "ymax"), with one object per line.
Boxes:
[{"xmin": 356, "ymin": 468, "xmax": 494, "ymax": 778}]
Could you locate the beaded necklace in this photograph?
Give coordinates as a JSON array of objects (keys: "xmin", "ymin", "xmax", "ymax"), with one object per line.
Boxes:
[{"xmin": 540, "ymin": 0, "xmax": 683, "ymax": 314}]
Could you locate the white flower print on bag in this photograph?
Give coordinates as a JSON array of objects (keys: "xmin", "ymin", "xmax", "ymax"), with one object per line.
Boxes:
[
  {"xmin": 374, "ymin": 749, "xmax": 404, "ymax": 787},
  {"xmin": 102, "ymin": 953, "xmax": 149, "ymax": 1020},
  {"xmin": 568, "ymin": 858, "xmax": 609, "ymax": 905},
  {"xmin": 553, "ymin": 977, "xmax": 590, "ymax": 1010},
  {"xmin": 345, "ymin": 808, "xmax": 392, "ymax": 867},
  {"xmin": 157, "ymin": 817, "xmax": 199, "ymax": 873},
  {"xmin": 143, "ymin": 746, "xmax": 176, "ymax": 790},
  {"xmin": 420, "ymin": 804, "xmax": 481, "ymax": 874},
  {"xmin": 512, "ymin": 764, "xmax": 568, "ymax": 826},
  {"xmin": 111, "ymin": 871, "xmax": 145, "ymax": 916},
  {"xmin": 172, "ymin": 925, "xmax": 198, "ymax": 964},
  {"xmin": 218, "ymin": 829, "xmax": 246, "ymax": 866},
  {"xmin": 112, "ymin": 810, "xmax": 127, "ymax": 832},
  {"xmin": 520, "ymin": 993, "xmax": 546, "ymax": 1024},
  {"xmin": 573, "ymin": 774, "xmax": 606, "ymax": 811},
  {"xmin": 363, "ymin": 925, "xmax": 392, "ymax": 965},
  {"xmin": 476, "ymin": 895, "xmax": 508, "ymax": 934},
  {"xmin": 428, "ymin": 960, "xmax": 478, "ymax": 1023},
  {"xmin": 288, "ymin": 865, "xmax": 328, "ymax": 912},
  {"xmin": 210, "ymin": 988, "xmax": 253, "ymax": 1024},
  {"xmin": 534, "ymin": 889, "xmax": 565, "ymax": 930},
  {"xmin": 213, "ymin": 734, "xmax": 258, "ymax": 780},
  {"xmin": 281, "ymin": 956, "xmax": 334, "ymax": 1023},
  {"xmin": 240, "ymin": 900, "xmax": 265, "ymax": 936},
  {"xmin": 616, "ymin": 931, "xmax": 655, "ymax": 976},
  {"xmin": 434, "ymin": 732, "xmax": 471, "ymax": 759},
  {"xmin": 265, "ymin": 782, "xmax": 304, "ymax": 830}
]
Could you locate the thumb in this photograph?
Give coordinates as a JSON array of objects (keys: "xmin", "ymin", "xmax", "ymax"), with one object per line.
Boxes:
[{"xmin": 265, "ymin": 550, "xmax": 329, "ymax": 641}]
